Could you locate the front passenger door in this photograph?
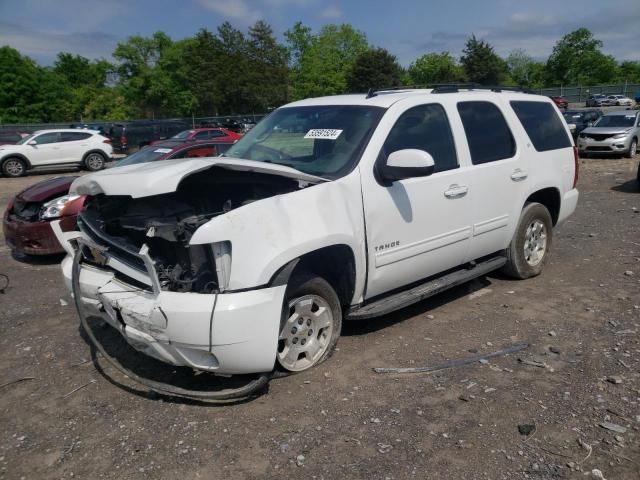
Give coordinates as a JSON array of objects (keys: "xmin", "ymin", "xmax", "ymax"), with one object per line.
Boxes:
[{"xmin": 26, "ymin": 132, "xmax": 62, "ymax": 166}]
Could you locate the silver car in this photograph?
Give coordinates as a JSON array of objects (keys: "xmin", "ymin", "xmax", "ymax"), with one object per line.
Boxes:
[{"xmin": 577, "ymin": 110, "xmax": 639, "ymax": 158}]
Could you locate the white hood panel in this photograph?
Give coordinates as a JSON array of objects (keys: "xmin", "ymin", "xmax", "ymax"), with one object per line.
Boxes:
[{"xmin": 70, "ymin": 157, "xmax": 326, "ymax": 198}]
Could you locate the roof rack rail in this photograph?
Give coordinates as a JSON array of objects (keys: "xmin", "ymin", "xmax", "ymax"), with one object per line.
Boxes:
[{"xmin": 365, "ymin": 83, "xmax": 534, "ymax": 98}]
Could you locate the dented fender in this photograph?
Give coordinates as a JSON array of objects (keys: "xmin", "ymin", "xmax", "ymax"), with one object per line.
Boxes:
[{"xmin": 189, "ymin": 169, "xmax": 367, "ymax": 303}]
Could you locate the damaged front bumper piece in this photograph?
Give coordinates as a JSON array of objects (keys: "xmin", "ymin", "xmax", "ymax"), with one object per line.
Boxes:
[{"xmin": 53, "ymin": 221, "xmax": 286, "ymax": 399}]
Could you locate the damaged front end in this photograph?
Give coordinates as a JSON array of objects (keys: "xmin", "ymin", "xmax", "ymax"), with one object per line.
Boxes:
[{"xmin": 57, "ymin": 163, "xmax": 314, "ymax": 376}]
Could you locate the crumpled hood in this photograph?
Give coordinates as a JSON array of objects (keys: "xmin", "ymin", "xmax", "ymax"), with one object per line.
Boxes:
[
  {"xmin": 70, "ymin": 157, "xmax": 328, "ymax": 198},
  {"xmin": 17, "ymin": 175, "xmax": 78, "ymax": 202},
  {"xmin": 581, "ymin": 126, "xmax": 632, "ymax": 136}
]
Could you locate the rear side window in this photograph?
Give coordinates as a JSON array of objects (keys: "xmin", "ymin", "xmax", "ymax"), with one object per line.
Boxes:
[
  {"xmin": 383, "ymin": 104, "xmax": 458, "ymax": 173},
  {"xmin": 61, "ymin": 132, "xmax": 92, "ymax": 142},
  {"xmin": 510, "ymin": 101, "xmax": 571, "ymax": 152},
  {"xmin": 457, "ymin": 101, "xmax": 515, "ymax": 164}
]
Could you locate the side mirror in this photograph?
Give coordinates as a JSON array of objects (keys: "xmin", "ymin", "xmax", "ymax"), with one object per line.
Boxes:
[
  {"xmin": 378, "ymin": 149, "xmax": 435, "ymax": 183},
  {"xmin": 27, "ymin": 140, "xmax": 37, "ymax": 146}
]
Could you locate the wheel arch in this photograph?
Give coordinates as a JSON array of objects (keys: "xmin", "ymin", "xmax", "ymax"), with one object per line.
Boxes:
[
  {"xmin": 81, "ymin": 149, "xmax": 108, "ymax": 162},
  {"xmin": 269, "ymin": 244, "xmax": 357, "ymax": 308},
  {"xmin": 1, "ymin": 153, "xmax": 32, "ymax": 169},
  {"xmin": 525, "ymin": 187, "xmax": 561, "ymax": 226}
]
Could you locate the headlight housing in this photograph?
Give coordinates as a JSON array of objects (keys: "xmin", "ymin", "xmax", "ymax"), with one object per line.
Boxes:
[
  {"xmin": 613, "ymin": 133, "xmax": 628, "ymax": 139},
  {"xmin": 39, "ymin": 195, "xmax": 81, "ymax": 220}
]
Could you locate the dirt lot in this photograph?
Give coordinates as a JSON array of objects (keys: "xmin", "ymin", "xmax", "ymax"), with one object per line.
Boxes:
[{"xmin": 0, "ymin": 158, "xmax": 639, "ymax": 480}]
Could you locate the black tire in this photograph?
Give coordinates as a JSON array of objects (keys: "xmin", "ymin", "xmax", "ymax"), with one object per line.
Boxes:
[
  {"xmin": 502, "ymin": 202, "xmax": 553, "ymax": 280},
  {"xmin": 83, "ymin": 152, "xmax": 106, "ymax": 171},
  {"xmin": 1, "ymin": 157, "xmax": 27, "ymax": 177},
  {"xmin": 624, "ymin": 139, "xmax": 637, "ymax": 159},
  {"xmin": 276, "ymin": 275, "xmax": 342, "ymax": 373}
]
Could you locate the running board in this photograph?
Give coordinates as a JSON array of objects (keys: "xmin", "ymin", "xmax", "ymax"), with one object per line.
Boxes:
[{"xmin": 346, "ymin": 256, "xmax": 507, "ymax": 320}]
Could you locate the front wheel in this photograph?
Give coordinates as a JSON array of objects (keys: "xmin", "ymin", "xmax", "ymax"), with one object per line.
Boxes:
[
  {"xmin": 624, "ymin": 139, "xmax": 637, "ymax": 159},
  {"xmin": 277, "ymin": 276, "xmax": 342, "ymax": 373},
  {"xmin": 83, "ymin": 152, "xmax": 106, "ymax": 171},
  {"xmin": 502, "ymin": 202, "xmax": 553, "ymax": 280},
  {"xmin": 1, "ymin": 157, "xmax": 27, "ymax": 177}
]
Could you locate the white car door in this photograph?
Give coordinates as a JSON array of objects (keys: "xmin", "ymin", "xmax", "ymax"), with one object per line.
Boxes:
[
  {"xmin": 360, "ymin": 100, "xmax": 474, "ymax": 299},
  {"xmin": 454, "ymin": 98, "xmax": 528, "ymax": 260},
  {"xmin": 25, "ymin": 132, "xmax": 64, "ymax": 166},
  {"xmin": 60, "ymin": 131, "xmax": 93, "ymax": 162}
]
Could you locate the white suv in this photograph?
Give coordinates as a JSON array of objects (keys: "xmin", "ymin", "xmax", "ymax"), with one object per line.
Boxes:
[
  {"xmin": 0, "ymin": 129, "xmax": 112, "ymax": 177},
  {"xmin": 54, "ymin": 87, "xmax": 579, "ymax": 381}
]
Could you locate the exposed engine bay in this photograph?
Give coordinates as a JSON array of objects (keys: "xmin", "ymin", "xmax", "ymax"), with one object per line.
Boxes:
[{"xmin": 78, "ymin": 167, "xmax": 305, "ymax": 293}]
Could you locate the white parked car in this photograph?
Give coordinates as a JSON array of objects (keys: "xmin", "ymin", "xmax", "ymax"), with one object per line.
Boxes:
[
  {"xmin": 607, "ymin": 95, "xmax": 634, "ymax": 107},
  {"xmin": 54, "ymin": 87, "xmax": 579, "ymax": 384},
  {"xmin": 0, "ymin": 129, "xmax": 112, "ymax": 177}
]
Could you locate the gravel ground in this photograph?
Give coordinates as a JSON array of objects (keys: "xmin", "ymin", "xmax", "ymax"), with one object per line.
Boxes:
[{"xmin": 0, "ymin": 157, "xmax": 639, "ymax": 480}]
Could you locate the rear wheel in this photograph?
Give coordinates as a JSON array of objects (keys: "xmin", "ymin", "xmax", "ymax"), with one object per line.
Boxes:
[
  {"xmin": 502, "ymin": 202, "xmax": 553, "ymax": 280},
  {"xmin": 277, "ymin": 276, "xmax": 342, "ymax": 373},
  {"xmin": 83, "ymin": 152, "xmax": 106, "ymax": 171},
  {"xmin": 1, "ymin": 157, "xmax": 27, "ymax": 177}
]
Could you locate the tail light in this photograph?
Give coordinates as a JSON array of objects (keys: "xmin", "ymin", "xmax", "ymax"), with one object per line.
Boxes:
[
  {"xmin": 572, "ymin": 146, "xmax": 579, "ymax": 188},
  {"xmin": 120, "ymin": 135, "xmax": 127, "ymax": 146},
  {"xmin": 103, "ymin": 138, "xmax": 111, "ymax": 144}
]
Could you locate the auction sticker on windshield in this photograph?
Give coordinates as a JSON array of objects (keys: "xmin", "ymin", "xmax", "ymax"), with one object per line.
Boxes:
[
  {"xmin": 154, "ymin": 148, "xmax": 173, "ymax": 153},
  {"xmin": 304, "ymin": 129, "xmax": 343, "ymax": 140}
]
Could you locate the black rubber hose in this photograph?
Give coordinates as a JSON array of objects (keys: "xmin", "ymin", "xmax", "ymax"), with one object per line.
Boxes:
[{"xmin": 71, "ymin": 250, "xmax": 271, "ymax": 401}]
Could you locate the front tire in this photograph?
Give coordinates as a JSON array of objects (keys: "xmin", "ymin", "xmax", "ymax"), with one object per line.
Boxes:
[
  {"xmin": 1, "ymin": 157, "xmax": 27, "ymax": 177},
  {"xmin": 276, "ymin": 275, "xmax": 342, "ymax": 373},
  {"xmin": 83, "ymin": 152, "xmax": 106, "ymax": 171},
  {"xmin": 624, "ymin": 139, "xmax": 637, "ymax": 159},
  {"xmin": 502, "ymin": 203, "xmax": 553, "ymax": 280}
]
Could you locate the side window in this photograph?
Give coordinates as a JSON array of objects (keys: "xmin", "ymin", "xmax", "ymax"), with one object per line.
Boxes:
[
  {"xmin": 209, "ymin": 130, "xmax": 225, "ymax": 138},
  {"xmin": 61, "ymin": 132, "xmax": 92, "ymax": 142},
  {"xmin": 33, "ymin": 133, "xmax": 60, "ymax": 145},
  {"xmin": 457, "ymin": 101, "xmax": 515, "ymax": 164},
  {"xmin": 510, "ymin": 101, "xmax": 571, "ymax": 152},
  {"xmin": 194, "ymin": 131, "xmax": 210, "ymax": 140},
  {"xmin": 383, "ymin": 104, "xmax": 458, "ymax": 173}
]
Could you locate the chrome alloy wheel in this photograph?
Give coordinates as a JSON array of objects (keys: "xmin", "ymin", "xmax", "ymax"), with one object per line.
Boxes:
[
  {"xmin": 523, "ymin": 219, "xmax": 547, "ymax": 266},
  {"xmin": 4, "ymin": 159, "xmax": 24, "ymax": 176},
  {"xmin": 85, "ymin": 153, "xmax": 104, "ymax": 170},
  {"xmin": 277, "ymin": 295, "xmax": 334, "ymax": 372}
]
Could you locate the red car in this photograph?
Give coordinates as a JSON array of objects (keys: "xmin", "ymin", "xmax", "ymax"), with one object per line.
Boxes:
[
  {"xmin": 3, "ymin": 140, "xmax": 232, "ymax": 256},
  {"xmin": 0, "ymin": 131, "xmax": 27, "ymax": 146},
  {"xmin": 550, "ymin": 96, "xmax": 569, "ymax": 110},
  {"xmin": 159, "ymin": 127, "xmax": 242, "ymax": 143},
  {"xmin": 3, "ymin": 176, "xmax": 83, "ymax": 255}
]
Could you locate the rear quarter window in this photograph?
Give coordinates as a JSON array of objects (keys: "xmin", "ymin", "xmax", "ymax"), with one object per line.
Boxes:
[{"xmin": 510, "ymin": 101, "xmax": 572, "ymax": 152}]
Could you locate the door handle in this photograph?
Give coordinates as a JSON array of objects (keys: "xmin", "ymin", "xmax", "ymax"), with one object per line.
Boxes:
[
  {"xmin": 444, "ymin": 184, "xmax": 468, "ymax": 199},
  {"xmin": 511, "ymin": 169, "xmax": 528, "ymax": 181}
]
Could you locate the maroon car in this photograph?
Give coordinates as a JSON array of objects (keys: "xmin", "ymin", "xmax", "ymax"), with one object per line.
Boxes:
[
  {"xmin": 550, "ymin": 96, "xmax": 569, "ymax": 110},
  {"xmin": 0, "ymin": 131, "xmax": 27, "ymax": 146},
  {"xmin": 3, "ymin": 176, "xmax": 83, "ymax": 255},
  {"xmin": 3, "ymin": 140, "xmax": 233, "ymax": 256}
]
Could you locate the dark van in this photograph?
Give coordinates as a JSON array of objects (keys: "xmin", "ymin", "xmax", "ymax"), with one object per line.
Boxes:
[{"xmin": 109, "ymin": 120, "xmax": 191, "ymax": 154}]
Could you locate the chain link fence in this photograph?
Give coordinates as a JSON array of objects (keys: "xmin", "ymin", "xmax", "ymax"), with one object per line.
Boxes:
[{"xmin": 533, "ymin": 83, "xmax": 640, "ymax": 104}]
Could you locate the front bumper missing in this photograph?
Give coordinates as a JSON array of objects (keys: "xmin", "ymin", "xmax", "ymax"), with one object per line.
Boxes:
[{"xmin": 53, "ymin": 221, "xmax": 286, "ymax": 376}]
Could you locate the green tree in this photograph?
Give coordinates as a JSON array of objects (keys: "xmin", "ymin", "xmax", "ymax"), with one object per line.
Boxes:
[
  {"xmin": 617, "ymin": 61, "xmax": 640, "ymax": 83},
  {"xmin": 460, "ymin": 35, "xmax": 506, "ymax": 85},
  {"xmin": 345, "ymin": 47, "xmax": 402, "ymax": 92},
  {"xmin": 0, "ymin": 46, "xmax": 70, "ymax": 123},
  {"xmin": 545, "ymin": 28, "xmax": 619, "ymax": 85},
  {"xmin": 407, "ymin": 52, "xmax": 465, "ymax": 85},
  {"xmin": 286, "ymin": 23, "xmax": 368, "ymax": 99},
  {"xmin": 505, "ymin": 49, "xmax": 545, "ymax": 88}
]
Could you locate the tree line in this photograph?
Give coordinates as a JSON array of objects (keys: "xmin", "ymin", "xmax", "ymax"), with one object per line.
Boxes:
[{"xmin": 1, "ymin": 22, "xmax": 639, "ymax": 124}]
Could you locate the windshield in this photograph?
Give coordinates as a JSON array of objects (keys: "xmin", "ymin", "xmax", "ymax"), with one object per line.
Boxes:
[
  {"xmin": 171, "ymin": 130, "xmax": 193, "ymax": 139},
  {"xmin": 116, "ymin": 147, "xmax": 172, "ymax": 166},
  {"xmin": 594, "ymin": 115, "xmax": 636, "ymax": 128},
  {"xmin": 16, "ymin": 134, "xmax": 36, "ymax": 145},
  {"xmin": 563, "ymin": 112, "xmax": 584, "ymax": 122},
  {"xmin": 223, "ymin": 105, "xmax": 384, "ymax": 179}
]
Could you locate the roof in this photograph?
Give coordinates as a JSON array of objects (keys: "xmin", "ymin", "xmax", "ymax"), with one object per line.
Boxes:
[
  {"xmin": 283, "ymin": 88, "xmax": 548, "ymax": 109},
  {"xmin": 32, "ymin": 129, "xmax": 102, "ymax": 134},
  {"xmin": 603, "ymin": 110, "xmax": 639, "ymax": 116}
]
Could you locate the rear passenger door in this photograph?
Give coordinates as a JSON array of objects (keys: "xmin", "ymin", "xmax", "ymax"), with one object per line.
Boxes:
[
  {"xmin": 456, "ymin": 100, "xmax": 527, "ymax": 260},
  {"xmin": 60, "ymin": 131, "xmax": 93, "ymax": 162}
]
